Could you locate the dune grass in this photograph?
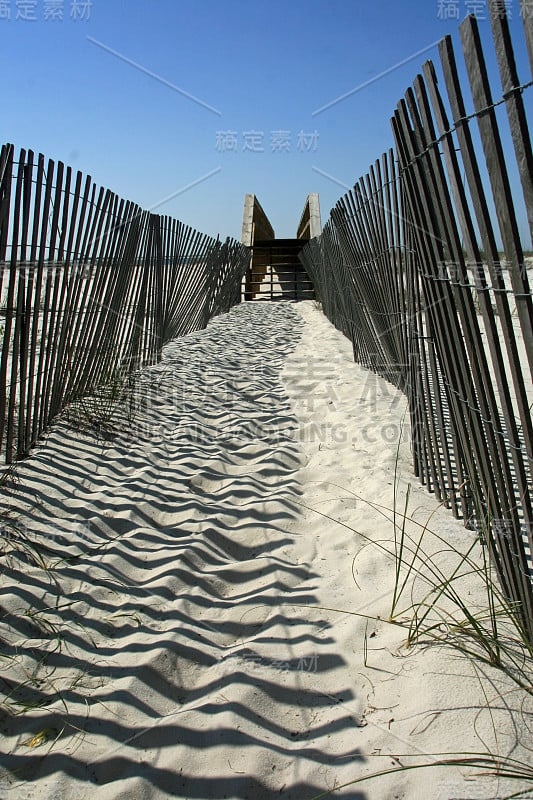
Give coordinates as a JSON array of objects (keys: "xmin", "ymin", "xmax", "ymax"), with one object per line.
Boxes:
[
  {"xmin": 65, "ymin": 363, "xmax": 139, "ymax": 439},
  {"xmin": 299, "ymin": 447, "xmax": 533, "ymax": 799}
]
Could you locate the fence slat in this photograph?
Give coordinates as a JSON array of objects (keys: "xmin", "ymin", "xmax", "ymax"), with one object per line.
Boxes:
[
  {"xmin": 0, "ymin": 147, "xmax": 248, "ymax": 465},
  {"xmin": 302, "ymin": 11, "xmax": 533, "ymax": 638},
  {"xmin": 520, "ymin": 0, "xmax": 533, "ymax": 76},
  {"xmin": 460, "ymin": 14, "xmax": 533, "ymax": 380},
  {"xmin": 489, "ymin": 0, "xmax": 533, "ymax": 240},
  {"xmin": 3, "ymin": 149, "xmax": 25, "ymax": 462}
]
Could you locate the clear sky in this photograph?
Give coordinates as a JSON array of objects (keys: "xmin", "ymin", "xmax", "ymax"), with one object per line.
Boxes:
[{"xmin": 2, "ymin": 0, "xmax": 532, "ymax": 243}]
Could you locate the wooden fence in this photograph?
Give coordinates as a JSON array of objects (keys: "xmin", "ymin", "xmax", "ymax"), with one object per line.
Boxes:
[
  {"xmin": 0, "ymin": 143, "xmax": 249, "ymax": 465},
  {"xmin": 300, "ymin": 3, "xmax": 533, "ymax": 637}
]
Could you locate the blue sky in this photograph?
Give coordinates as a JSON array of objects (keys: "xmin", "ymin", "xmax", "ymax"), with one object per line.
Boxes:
[{"xmin": 2, "ymin": 0, "xmax": 532, "ymax": 242}]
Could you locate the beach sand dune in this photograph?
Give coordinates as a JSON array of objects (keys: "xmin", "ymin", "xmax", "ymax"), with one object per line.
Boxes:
[{"xmin": 0, "ymin": 302, "xmax": 530, "ymax": 799}]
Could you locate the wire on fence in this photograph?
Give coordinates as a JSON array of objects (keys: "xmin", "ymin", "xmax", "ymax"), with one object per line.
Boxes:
[
  {"xmin": 300, "ymin": 3, "xmax": 533, "ymax": 639},
  {"xmin": 0, "ymin": 143, "xmax": 250, "ymax": 467}
]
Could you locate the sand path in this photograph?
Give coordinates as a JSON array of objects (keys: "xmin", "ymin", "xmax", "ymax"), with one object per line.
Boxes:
[{"xmin": 0, "ymin": 302, "xmax": 530, "ymax": 799}]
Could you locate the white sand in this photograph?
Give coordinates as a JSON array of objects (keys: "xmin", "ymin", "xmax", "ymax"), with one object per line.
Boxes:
[{"xmin": 1, "ymin": 301, "xmax": 531, "ymax": 799}]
